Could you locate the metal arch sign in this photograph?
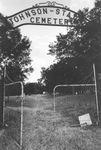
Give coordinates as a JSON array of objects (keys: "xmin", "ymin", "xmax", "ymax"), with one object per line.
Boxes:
[{"xmin": 6, "ymin": 1, "xmax": 78, "ymax": 28}]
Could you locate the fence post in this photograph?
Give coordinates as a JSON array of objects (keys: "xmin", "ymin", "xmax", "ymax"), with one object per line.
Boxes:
[
  {"xmin": 0, "ymin": 67, "xmax": 4, "ymax": 129},
  {"xmin": 94, "ymin": 62, "xmax": 101, "ymax": 123},
  {"xmin": 93, "ymin": 63, "xmax": 100, "ymax": 124}
]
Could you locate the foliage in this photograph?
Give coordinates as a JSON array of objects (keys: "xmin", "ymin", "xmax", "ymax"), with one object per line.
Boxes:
[
  {"xmin": 40, "ymin": 57, "xmax": 93, "ymax": 93},
  {"xmin": 39, "ymin": 0, "xmax": 101, "ymax": 92},
  {"xmin": 24, "ymin": 82, "xmax": 45, "ymax": 95},
  {"xmin": 0, "ymin": 13, "xmax": 33, "ymax": 82},
  {"xmin": 23, "ymin": 94, "xmax": 100, "ymax": 150},
  {"xmin": 48, "ymin": 7, "xmax": 101, "ymax": 62}
]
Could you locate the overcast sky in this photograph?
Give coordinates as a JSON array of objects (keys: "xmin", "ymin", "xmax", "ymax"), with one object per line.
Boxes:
[{"xmin": 0, "ymin": 0, "xmax": 95, "ymax": 83}]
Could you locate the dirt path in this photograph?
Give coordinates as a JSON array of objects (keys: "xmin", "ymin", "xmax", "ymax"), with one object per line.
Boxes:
[
  {"xmin": 24, "ymin": 94, "xmax": 54, "ymax": 115},
  {"xmin": 22, "ymin": 94, "xmax": 101, "ymax": 150}
]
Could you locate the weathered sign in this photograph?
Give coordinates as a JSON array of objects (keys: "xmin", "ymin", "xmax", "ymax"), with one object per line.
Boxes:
[{"xmin": 6, "ymin": 1, "xmax": 78, "ymax": 28}]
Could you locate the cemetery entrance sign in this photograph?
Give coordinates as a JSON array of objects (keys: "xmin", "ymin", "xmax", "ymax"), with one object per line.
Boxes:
[
  {"xmin": 6, "ymin": 1, "xmax": 78, "ymax": 28},
  {"xmin": 0, "ymin": 1, "xmax": 101, "ymax": 129}
]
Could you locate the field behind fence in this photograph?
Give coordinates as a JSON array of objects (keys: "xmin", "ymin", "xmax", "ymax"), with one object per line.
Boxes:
[
  {"xmin": 4, "ymin": 96, "xmax": 22, "ymax": 149},
  {"xmin": 2, "ymin": 91, "xmax": 100, "ymax": 150},
  {"xmin": 55, "ymin": 94, "xmax": 97, "ymax": 125}
]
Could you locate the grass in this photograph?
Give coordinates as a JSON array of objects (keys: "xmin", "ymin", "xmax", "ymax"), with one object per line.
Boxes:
[
  {"xmin": 0, "ymin": 96, "xmax": 22, "ymax": 150},
  {"xmin": 55, "ymin": 94, "xmax": 97, "ymax": 125},
  {"xmin": 5, "ymin": 108, "xmax": 21, "ymax": 143},
  {"xmin": 1, "ymin": 94, "xmax": 101, "ymax": 150},
  {"xmin": 23, "ymin": 109, "xmax": 101, "ymax": 150},
  {"xmin": 0, "ymin": 130, "xmax": 21, "ymax": 150}
]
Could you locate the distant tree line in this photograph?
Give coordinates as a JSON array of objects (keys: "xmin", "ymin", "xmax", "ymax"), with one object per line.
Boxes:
[{"xmin": 24, "ymin": 82, "xmax": 45, "ymax": 95}]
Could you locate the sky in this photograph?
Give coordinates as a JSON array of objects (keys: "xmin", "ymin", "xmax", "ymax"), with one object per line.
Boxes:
[{"xmin": 0, "ymin": 0, "xmax": 95, "ymax": 83}]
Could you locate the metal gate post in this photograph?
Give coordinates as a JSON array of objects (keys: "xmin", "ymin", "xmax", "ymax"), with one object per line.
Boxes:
[
  {"xmin": 0, "ymin": 67, "xmax": 4, "ymax": 129},
  {"xmin": 95, "ymin": 62, "xmax": 101, "ymax": 123}
]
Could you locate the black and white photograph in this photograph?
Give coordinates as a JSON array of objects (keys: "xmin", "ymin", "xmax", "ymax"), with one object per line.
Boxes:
[{"xmin": 0, "ymin": 0, "xmax": 101, "ymax": 149}]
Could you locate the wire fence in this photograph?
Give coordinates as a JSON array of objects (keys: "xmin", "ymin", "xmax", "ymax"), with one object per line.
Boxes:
[
  {"xmin": 5, "ymin": 102, "xmax": 21, "ymax": 143},
  {"xmin": 4, "ymin": 82, "xmax": 24, "ymax": 150},
  {"xmin": 53, "ymin": 84, "xmax": 97, "ymax": 126}
]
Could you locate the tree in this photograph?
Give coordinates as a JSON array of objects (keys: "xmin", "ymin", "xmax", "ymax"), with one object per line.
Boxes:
[
  {"xmin": 39, "ymin": 0, "xmax": 101, "ymax": 92},
  {"xmin": 48, "ymin": 6, "xmax": 101, "ymax": 62},
  {"xmin": 40, "ymin": 57, "xmax": 93, "ymax": 93},
  {"xmin": 24, "ymin": 82, "xmax": 44, "ymax": 95},
  {"xmin": 0, "ymin": 13, "xmax": 33, "ymax": 82}
]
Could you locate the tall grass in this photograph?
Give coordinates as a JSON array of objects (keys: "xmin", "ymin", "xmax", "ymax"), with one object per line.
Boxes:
[{"xmin": 3, "ymin": 94, "xmax": 101, "ymax": 150}]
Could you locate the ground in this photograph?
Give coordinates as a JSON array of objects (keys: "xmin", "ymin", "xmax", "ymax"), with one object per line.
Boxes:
[{"xmin": 1, "ymin": 93, "xmax": 101, "ymax": 150}]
